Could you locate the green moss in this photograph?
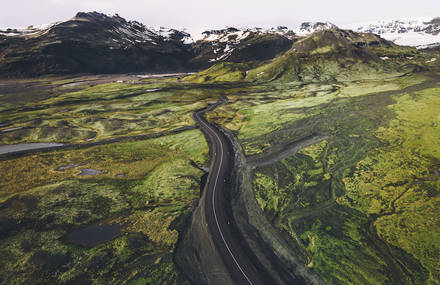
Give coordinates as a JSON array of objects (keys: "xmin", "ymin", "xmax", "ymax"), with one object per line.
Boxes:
[
  {"xmin": 249, "ymin": 74, "xmax": 440, "ymax": 284},
  {"xmin": 343, "ymin": 86, "xmax": 440, "ymax": 283},
  {"xmin": 184, "ymin": 62, "xmax": 254, "ymax": 83},
  {"xmin": 0, "ymin": 78, "xmax": 223, "ymax": 145},
  {"xmin": 0, "ymin": 126, "xmax": 208, "ymax": 284}
]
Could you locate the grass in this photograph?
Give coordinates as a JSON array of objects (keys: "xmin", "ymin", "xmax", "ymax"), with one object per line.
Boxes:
[
  {"xmin": 0, "ymin": 129, "xmax": 207, "ymax": 199},
  {"xmin": 0, "ymin": 76, "xmax": 224, "ymax": 145},
  {"xmin": 183, "ymin": 62, "xmax": 254, "ymax": 83},
  {"xmin": 247, "ymin": 72, "xmax": 440, "ymax": 284},
  {"xmin": 0, "ymin": 115, "xmax": 208, "ymax": 284},
  {"xmin": 343, "ymin": 86, "xmax": 440, "ymax": 283},
  {"xmin": 2, "ymin": 62, "xmax": 439, "ymax": 284},
  {"xmin": 207, "ymin": 73, "xmax": 431, "ymax": 155},
  {"xmin": 184, "ymin": 29, "xmax": 434, "ymax": 85}
]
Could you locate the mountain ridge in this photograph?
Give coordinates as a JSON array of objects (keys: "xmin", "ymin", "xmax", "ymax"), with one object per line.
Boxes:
[
  {"xmin": 0, "ymin": 12, "xmax": 439, "ymax": 78},
  {"xmin": 351, "ymin": 17, "xmax": 440, "ymax": 49},
  {"xmin": 185, "ymin": 27, "xmax": 426, "ymax": 83}
]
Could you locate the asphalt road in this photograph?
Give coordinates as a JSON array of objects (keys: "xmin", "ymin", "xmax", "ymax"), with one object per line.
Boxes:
[{"xmin": 194, "ymin": 102, "xmax": 267, "ymax": 285}]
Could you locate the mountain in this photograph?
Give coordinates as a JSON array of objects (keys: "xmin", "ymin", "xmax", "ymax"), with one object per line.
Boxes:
[
  {"xmin": 0, "ymin": 23, "xmax": 59, "ymax": 37},
  {"xmin": 189, "ymin": 26, "xmax": 297, "ymax": 68},
  {"xmin": 0, "ymin": 13, "xmax": 437, "ymax": 78},
  {"xmin": 189, "ymin": 22, "xmax": 341, "ymax": 68},
  {"xmin": 185, "ymin": 28, "xmax": 420, "ymax": 83},
  {"xmin": 0, "ymin": 12, "xmax": 194, "ymax": 77},
  {"xmin": 351, "ymin": 17, "xmax": 440, "ymax": 49},
  {"xmin": 0, "ymin": 13, "xmax": 303, "ymax": 77},
  {"xmin": 293, "ymin": 21, "xmax": 338, "ymax": 35}
]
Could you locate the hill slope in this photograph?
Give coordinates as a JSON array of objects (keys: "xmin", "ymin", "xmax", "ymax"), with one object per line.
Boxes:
[
  {"xmin": 0, "ymin": 12, "xmax": 194, "ymax": 77},
  {"xmin": 352, "ymin": 17, "xmax": 440, "ymax": 49},
  {"xmin": 0, "ymin": 13, "xmax": 299, "ymax": 77},
  {"xmin": 189, "ymin": 27, "xmax": 296, "ymax": 68},
  {"xmin": 186, "ymin": 28, "xmax": 422, "ymax": 83}
]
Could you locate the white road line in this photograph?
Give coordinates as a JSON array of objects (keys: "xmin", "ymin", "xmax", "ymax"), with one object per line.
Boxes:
[{"xmin": 198, "ymin": 113, "xmax": 254, "ymax": 285}]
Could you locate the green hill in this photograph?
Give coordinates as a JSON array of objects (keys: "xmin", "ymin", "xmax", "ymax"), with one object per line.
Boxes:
[{"xmin": 185, "ymin": 29, "xmax": 425, "ymax": 83}]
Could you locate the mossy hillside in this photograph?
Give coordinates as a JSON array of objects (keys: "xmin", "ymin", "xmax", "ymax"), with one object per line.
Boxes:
[
  {"xmin": 343, "ymin": 86, "xmax": 440, "ymax": 283},
  {"xmin": 0, "ymin": 129, "xmax": 208, "ymax": 284},
  {"xmin": 0, "ymin": 179, "xmax": 194, "ymax": 284},
  {"xmin": 183, "ymin": 62, "xmax": 256, "ymax": 83},
  {"xmin": 1, "ymin": 74, "xmax": 276, "ymax": 145},
  {"xmin": 206, "ymin": 73, "xmax": 430, "ymax": 155},
  {"xmin": 185, "ymin": 29, "xmax": 429, "ymax": 85},
  {"xmin": 254, "ymin": 82, "xmax": 440, "ymax": 284},
  {"xmin": 252, "ymin": 80, "xmax": 440, "ymax": 284},
  {"xmin": 0, "ymin": 129, "xmax": 208, "ymax": 199},
  {"xmin": 0, "ymin": 78, "xmax": 227, "ymax": 145},
  {"xmin": 189, "ymin": 31, "xmax": 293, "ymax": 68},
  {"xmin": 246, "ymin": 29, "xmax": 420, "ymax": 83}
]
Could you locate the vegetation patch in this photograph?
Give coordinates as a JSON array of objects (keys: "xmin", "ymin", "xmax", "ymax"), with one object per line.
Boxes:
[
  {"xmin": 250, "ymin": 74, "xmax": 440, "ymax": 284},
  {"xmin": 0, "ymin": 127, "xmax": 208, "ymax": 284}
]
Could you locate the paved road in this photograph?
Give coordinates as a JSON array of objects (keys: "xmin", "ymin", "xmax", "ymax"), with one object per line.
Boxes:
[{"xmin": 194, "ymin": 102, "xmax": 267, "ymax": 285}]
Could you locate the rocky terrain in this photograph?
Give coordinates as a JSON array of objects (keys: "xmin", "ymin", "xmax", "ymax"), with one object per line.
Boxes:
[
  {"xmin": 185, "ymin": 28, "xmax": 422, "ymax": 83},
  {"xmin": 2, "ymin": 12, "xmax": 439, "ymax": 78},
  {"xmin": 0, "ymin": 12, "xmax": 195, "ymax": 77},
  {"xmin": 189, "ymin": 26, "xmax": 296, "ymax": 68},
  {"xmin": 0, "ymin": 12, "xmax": 299, "ymax": 77},
  {"xmin": 352, "ymin": 17, "xmax": 440, "ymax": 48},
  {"xmin": 1, "ymin": 10, "xmax": 440, "ymax": 285}
]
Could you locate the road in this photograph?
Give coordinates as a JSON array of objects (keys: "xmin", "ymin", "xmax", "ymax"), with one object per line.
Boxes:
[{"xmin": 193, "ymin": 101, "xmax": 268, "ymax": 285}]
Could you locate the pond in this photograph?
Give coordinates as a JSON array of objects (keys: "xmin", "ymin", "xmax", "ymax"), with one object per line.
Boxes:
[
  {"xmin": 66, "ymin": 223, "xmax": 128, "ymax": 247},
  {"xmin": 0, "ymin": 143, "xmax": 64, "ymax": 155}
]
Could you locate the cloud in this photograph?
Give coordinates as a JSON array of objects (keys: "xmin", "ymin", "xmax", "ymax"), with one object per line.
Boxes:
[
  {"xmin": 1, "ymin": 0, "xmax": 439, "ymax": 29},
  {"xmin": 48, "ymin": 0, "xmax": 66, "ymax": 4}
]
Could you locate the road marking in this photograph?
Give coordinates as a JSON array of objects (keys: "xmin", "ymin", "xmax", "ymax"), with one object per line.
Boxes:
[{"xmin": 198, "ymin": 112, "xmax": 254, "ymax": 285}]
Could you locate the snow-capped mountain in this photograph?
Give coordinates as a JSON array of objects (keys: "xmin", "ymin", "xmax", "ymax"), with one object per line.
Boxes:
[
  {"xmin": 0, "ymin": 23, "xmax": 59, "ymax": 37},
  {"xmin": 0, "ymin": 12, "xmax": 192, "ymax": 46},
  {"xmin": 293, "ymin": 22, "xmax": 337, "ymax": 36},
  {"xmin": 1, "ymin": 12, "xmax": 438, "ymax": 78},
  {"xmin": 188, "ymin": 22, "xmax": 342, "ymax": 65},
  {"xmin": 199, "ymin": 26, "xmax": 297, "ymax": 42},
  {"xmin": 189, "ymin": 26, "xmax": 296, "ymax": 66},
  {"xmin": 350, "ymin": 17, "xmax": 440, "ymax": 49},
  {"xmin": 0, "ymin": 12, "xmax": 195, "ymax": 77}
]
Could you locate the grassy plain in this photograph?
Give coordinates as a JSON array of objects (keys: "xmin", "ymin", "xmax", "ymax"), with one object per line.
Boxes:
[
  {"xmin": 0, "ymin": 75, "xmax": 214, "ymax": 284},
  {"xmin": 1, "ymin": 55, "xmax": 440, "ymax": 284},
  {"xmin": 0, "ymin": 75, "xmax": 221, "ymax": 145},
  {"xmin": 200, "ymin": 69, "xmax": 440, "ymax": 284}
]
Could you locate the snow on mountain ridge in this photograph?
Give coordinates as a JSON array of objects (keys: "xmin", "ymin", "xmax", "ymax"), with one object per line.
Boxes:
[
  {"xmin": 0, "ymin": 12, "xmax": 193, "ymax": 47},
  {"xmin": 292, "ymin": 21, "xmax": 337, "ymax": 35},
  {"xmin": 2, "ymin": 13, "xmax": 439, "ymax": 49},
  {"xmin": 0, "ymin": 22, "xmax": 59, "ymax": 37},
  {"xmin": 350, "ymin": 17, "xmax": 440, "ymax": 48},
  {"xmin": 195, "ymin": 26, "xmax": 297, "ymax": 62}
]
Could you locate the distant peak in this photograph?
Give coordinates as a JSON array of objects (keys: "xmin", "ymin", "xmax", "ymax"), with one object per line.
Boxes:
[
  {"xmin": 352, "ymin": 17, "xmax": 440, "ymax": 48},
  {"xmin": 295, "ymin": 21, "xmax": 337, "ymax": 35},
  {"xmin": 202, "ymin": 27, "xmax": 240, "ymax": 36},
  {"xmin": 73, "ymin": 11, "xmax": 125, "ymax": 22},
  {"xmin": 424, "ymin": 17, "xmax": 440, "ymax": 25}
]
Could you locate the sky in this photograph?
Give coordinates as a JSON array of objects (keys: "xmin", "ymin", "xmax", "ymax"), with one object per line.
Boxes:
[{"xmin": 1, "ymin": 0, "xmax": 439, "ymax": 33}]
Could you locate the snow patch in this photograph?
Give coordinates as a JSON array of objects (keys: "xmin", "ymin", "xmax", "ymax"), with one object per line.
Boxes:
[{"xmin": 348, "ymin": 17, "xmax": 440, "ymax": 48}]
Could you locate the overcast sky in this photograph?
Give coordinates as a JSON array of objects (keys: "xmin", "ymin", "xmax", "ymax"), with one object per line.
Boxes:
[{"xmin": 1, "ymin": 0, "xmax": 439, "ymax": 32}]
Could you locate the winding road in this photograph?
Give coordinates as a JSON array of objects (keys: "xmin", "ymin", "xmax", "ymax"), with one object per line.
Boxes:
[{"xmin": 193, "ymin": 101, "xmax": 267, "ymax": 285}]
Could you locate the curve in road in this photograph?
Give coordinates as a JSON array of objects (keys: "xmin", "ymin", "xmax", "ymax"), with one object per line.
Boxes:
[{"xmin": 194, "ymin": 101, "xmax": 268, "ymax": 285}]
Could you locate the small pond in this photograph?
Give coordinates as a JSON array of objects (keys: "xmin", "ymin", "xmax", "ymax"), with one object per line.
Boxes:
[
  {"xmin": 66, "ymin": 223, "xmax": 127, "ymax": 247},
  {"xmin": 0, "ymin": 143, "xmax": 64, "ymax": 155}
]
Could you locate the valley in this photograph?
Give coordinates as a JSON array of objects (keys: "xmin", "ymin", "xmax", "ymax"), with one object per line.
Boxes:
[{"xmin": 0, "ymin": 11, "xmax": 440, "ymax": 285}]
